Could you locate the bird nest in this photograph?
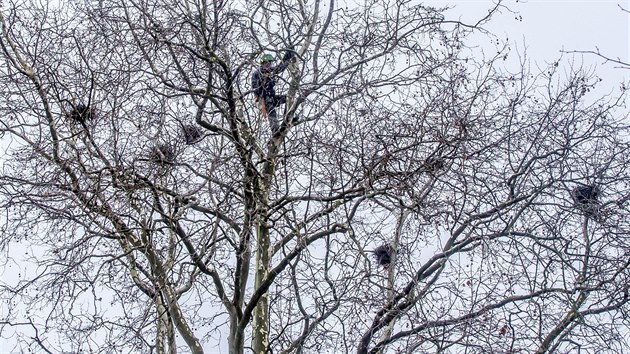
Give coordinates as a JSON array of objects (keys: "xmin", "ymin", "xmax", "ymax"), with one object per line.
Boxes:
[
  {"xmin": 182, "ymin": 124, "xmax": 204, "ymax": 145},
  {"xmin": 571, "ymin": 185, "xmax": 601, "ymax": 217},
  {"xmin": 373, "ymin": 244, "xmax": 394, "ymax": 266},
  {"xmin": 423, "ymin": 156, "xmax": 445, "ymax": 172},
  {"xmin": 66, "ymin": 103, "xmax": 96, "ymax": 123},
  {"xmin": 150, "ymin": 144, "xmax": 176, "ymax": 164},
  {"xmin": 571, "ymin": 185, "xmax": 600, "ymax": 205}
]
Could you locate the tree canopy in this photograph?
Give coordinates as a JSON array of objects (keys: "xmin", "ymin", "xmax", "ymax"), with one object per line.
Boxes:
[{"xmin": 1, "ymin": 0, "xmax": 629, "ymax": 353}]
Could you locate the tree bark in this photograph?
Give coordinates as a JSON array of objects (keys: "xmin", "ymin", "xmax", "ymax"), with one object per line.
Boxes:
[{"xmin": 252, "ymin": 218, "xmax": 271, "ymax": 353}]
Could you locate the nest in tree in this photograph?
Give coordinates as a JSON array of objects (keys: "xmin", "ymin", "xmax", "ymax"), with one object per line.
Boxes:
[
  {"xmin": 151, "ymin": 144, "xmax": 176, "ymax": 164},
  {"xmin": 182, "ymin": 124, "xmax": 203, "ymax": 145},
  {"xmin": 67, "ymin": 103, "xmax": 95, "ymax": 122},
  {"xmin": 423, "ymin": 156, "xmax": 445, "ymax": 172},
  {"xmin": 571, "ymin": 185, "xmax": 600, "ymax": 205},
  {"xmin": 373, "ymin": 244, "xmax": 394, "ymax": 266},
  {"xmin": 571, "ymin": 185, "xmax": 601, "ymax": 217}
]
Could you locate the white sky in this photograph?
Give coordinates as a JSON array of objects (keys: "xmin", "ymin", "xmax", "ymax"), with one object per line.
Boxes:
[{"xmin": 426, "ymin": 0, "xmax": 630, "ymax": 90}]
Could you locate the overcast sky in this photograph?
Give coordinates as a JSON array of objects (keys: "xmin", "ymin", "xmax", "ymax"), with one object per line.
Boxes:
[{"xmin": 427, "ymin": 0, "xmax": 630, "ymax": 91}]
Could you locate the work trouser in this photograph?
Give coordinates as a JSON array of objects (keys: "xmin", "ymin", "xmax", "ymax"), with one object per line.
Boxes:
[{"xmin": 260, "ymin": 95, "xmax": 286, "ymax": 131}]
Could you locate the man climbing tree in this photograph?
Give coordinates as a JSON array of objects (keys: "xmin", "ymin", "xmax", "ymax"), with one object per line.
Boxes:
[{"xmin": 251, "ymin": 50, "xmax": 295, "ymax": 132}]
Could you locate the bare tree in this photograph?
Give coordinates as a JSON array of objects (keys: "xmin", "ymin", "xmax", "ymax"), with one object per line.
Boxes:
[
  {"xmin": 563, "ymin": 5, "xmax": 630, "ymax": 71},
  {"xmin": 1, "ymin": 0, "xmax": 629, "ymax": 353}
]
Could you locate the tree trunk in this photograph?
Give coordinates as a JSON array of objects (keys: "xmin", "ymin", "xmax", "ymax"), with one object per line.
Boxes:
[
  {"xmin": 252, "ymin": 219, "xmax": 271, "ymax": 353},
  {"xmin": 229, "ymin": 316, "xmax": 245, "ymax": 354},
  {"xmin": 156, "ymin": 294, "xmax": 177, "ymax": 353}
]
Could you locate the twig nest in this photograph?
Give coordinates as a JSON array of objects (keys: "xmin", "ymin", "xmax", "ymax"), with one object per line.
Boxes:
[
  {"xmin": 182, "ymin": 124, "xmax": 203, "ymax": 145},
  {"xmin": 67, "ymin": 103, "xmax": 95, "ymax": 122},
  {"xmin": 571, "ymin": 185, "xmax": 600, "ymax": 205},
  {"xmin": 374, "ymin": 244, "xmax": 394, "ymax": 266},
  {"xmin": 571, "ymin": 185, "xmax": 601, "ymax": 218},
  {"xmin": 423, "ymin": 156, "xmax": 444, "ymax": 172},
  {"xmin": 151, "ymin": 144, "xmax": 176, "ymax": 164}
]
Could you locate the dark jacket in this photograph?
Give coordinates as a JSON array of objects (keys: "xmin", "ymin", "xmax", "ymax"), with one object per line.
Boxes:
[{"xmin": 251, "ymin": 50, "xmax": 294, "ymax": 99}]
